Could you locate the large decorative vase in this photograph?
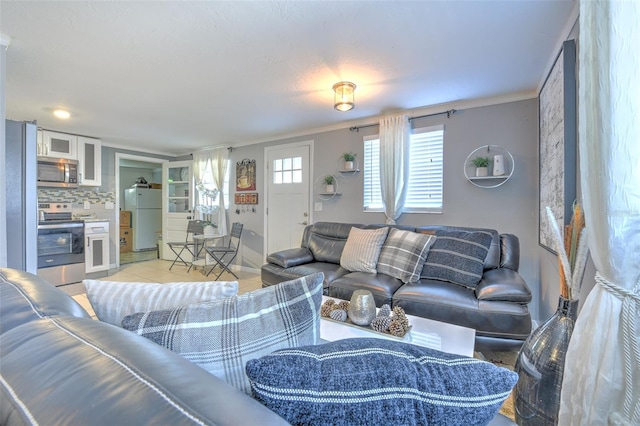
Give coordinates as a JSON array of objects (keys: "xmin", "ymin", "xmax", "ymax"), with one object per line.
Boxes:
[
  {"xmin": 348, "ymin": 290, "xmax": 377, "ymax": 326},
  {"xmin": 514, "ymin": 297, "xmax": 579, "ymax": 425}
]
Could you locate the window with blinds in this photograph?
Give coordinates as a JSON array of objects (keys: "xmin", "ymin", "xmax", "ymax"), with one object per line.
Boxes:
[{"xmin": 363, "ymin": 125, "xmax": 444, "ymax": 213}]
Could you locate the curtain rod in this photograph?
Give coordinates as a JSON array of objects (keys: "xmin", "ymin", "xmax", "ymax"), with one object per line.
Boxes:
[{"xmin": 349, "ymin": 109, "xmax": 457, "ymax": 132}]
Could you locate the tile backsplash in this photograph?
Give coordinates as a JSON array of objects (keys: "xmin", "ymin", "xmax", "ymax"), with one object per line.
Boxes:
[{"xmin": 38, "ymin": 188, "xmax": 115, "ymax": 205}]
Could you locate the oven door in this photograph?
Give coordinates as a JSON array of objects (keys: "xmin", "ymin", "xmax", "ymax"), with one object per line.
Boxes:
[{"xmin": 37, "ymin": 222, "xmax": 85, "ymax": 268}]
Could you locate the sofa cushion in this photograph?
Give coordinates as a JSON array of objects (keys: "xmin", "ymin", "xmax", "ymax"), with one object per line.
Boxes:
[
  {"xmin": 340, "ymin": 227, "xmax": 389, "ymax": 273},
  {"xmin": 377, "ymin": 229, "xmax": 436, "ymax": 283},
  {"xmin": 121, "ymin": 273, "xmax": 323, "ymax": 394},
  {"xmin": 421, "ymin": 230, "xmax": 493, "ymax": 288},
  {"xmin": 329, "ymin": 272, "xmax": 404, "ymax": 307},
  {"xmin": 245, "ymin": 338, "xmax": 517, "ymax": 426},
  {"xmin": 84, "ymin": 279, "xmax": 239, "ymax": 326}
]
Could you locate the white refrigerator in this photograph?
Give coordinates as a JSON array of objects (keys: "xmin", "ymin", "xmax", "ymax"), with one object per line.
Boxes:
[{"xmin": 124, "ymin": 188, "xmax": 162, "ymax": 251}]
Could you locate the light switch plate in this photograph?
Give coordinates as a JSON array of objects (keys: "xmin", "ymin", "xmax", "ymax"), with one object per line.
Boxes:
[
  {"xmin": 83, "ymin": 201, "xmax": 91, "ymax": 209},
  {"xmin": 105, "ymin": 201, "xmax": 115, "ymax": 210},
  {"xmin": 314, "ymin": 202, "xmax": 323, "ymax": 212}
]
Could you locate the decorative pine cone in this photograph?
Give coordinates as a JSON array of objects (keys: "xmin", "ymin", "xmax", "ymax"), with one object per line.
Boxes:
[
  {"xmin": 392, "ymin": 305, "xmax": 406, "ymax": 318},
  {"xmin": 388, "ymin": 319, "xmax": 407, "ymax": 337},
  {"xmin": 336, "ymin": 300, "xmax": 350, "ymax": 312},
  {"xmin": 391, "ymin": 306, "xmax": 410, "ymax": 333},
  {"xmin": 370, "ymin": 316, "xmax": 391, "ymax": 332},
  {"xmin": 377, "ymin": 304, "xmax": 392, "ymax": 318},
  {"xmin": 321, "ymin": 300, "xmax": 336, "ymax": 317},
  {"xmin": 330, "ymin": 309, "xmax": 348, "ymax": 322}
]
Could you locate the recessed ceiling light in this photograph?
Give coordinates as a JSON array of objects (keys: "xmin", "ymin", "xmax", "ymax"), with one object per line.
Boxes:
[{"xmin": 53, "ymin": 109, "xmax": 71, "ymax": 119}]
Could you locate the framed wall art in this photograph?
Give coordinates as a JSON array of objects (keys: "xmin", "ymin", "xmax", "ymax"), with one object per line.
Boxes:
[
  {"xmin": 538, "ymin": 39, "xmax": 577, "ymax": 253},
  {"xmin": 236, "ymin": 159, "xmax": 256, "ymax": 192}
]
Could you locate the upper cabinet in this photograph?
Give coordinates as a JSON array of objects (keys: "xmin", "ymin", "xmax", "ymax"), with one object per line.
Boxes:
[
  {"xmin": 77, "ymin": 136, "xmax": 102, "ymax": 187},
  {"xmin": 37, "ymin": 130, "xmax": 102, "ymax": 186},
  {"xmin": 39, "ymin": 130, "xmax": 77, "ymax": 159}
]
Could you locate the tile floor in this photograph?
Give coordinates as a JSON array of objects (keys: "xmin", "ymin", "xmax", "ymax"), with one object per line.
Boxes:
[{"xmin": 64, "ymin": 259, "xmax": 262, "ymax": 318}]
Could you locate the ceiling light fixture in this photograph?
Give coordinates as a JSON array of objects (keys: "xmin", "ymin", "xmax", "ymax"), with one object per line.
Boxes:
[
  {"xmin": 53, "ymin": 109, "xmax": 71, "ymax": 119},
  {"xmin": 333, "ymin": 81, "xmax": 356, "ymax": 112}
]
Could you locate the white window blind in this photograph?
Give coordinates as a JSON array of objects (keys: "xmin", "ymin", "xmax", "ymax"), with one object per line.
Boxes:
[{"xmin": 363, "ymin": 125, "xmax": 444, "ymax": 213}]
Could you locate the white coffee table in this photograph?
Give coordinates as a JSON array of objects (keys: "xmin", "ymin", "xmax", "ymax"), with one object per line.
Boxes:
[{"xmin": 320, "ymin": 296, "xmax": 476, "ymax": 357}]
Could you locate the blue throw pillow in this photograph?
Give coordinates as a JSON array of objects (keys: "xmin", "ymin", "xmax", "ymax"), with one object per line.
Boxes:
[{"xmin": 246, "ymin": 338, "xmax": 517, "ymax": 426}]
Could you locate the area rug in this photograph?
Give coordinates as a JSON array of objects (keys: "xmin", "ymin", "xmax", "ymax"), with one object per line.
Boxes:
[{"xmin": 475, "ymin": 351, "xmax": 518, "ymax": 421}]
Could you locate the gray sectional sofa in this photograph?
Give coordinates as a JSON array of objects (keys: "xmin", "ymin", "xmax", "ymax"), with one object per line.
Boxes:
[{"xmin": 261, "ymin": 222, "xmax": 533, "ymax": 351}]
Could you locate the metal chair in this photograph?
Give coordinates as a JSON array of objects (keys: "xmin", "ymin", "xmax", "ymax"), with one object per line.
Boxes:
[
  {"xmin": 166, "ymin": 220, "xmax": 205, "ymax": 270},
  {"xmin": 204, "ymin": 222, "xmax": 243, "ymax": 279}
]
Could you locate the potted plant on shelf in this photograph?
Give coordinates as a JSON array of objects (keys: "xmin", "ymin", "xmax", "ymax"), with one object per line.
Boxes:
[
  {"xmin": 471, "ymin": 156, "xmax": 492, "ymax": 177},
  {"xmin": 342, "ymin": 152, "xmax": 357, "ymax": 170},
  {"xmin": 323, "ymin": 175, "xmax": 336, "ymax": 193}
]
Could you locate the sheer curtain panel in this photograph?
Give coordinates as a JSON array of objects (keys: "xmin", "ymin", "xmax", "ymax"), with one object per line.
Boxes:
[
  {"xmin": 559, "ymin": 1, "xmax": 640, "ymax": 425},
  {"xmin": 379, "ymin": 114, "xmax": 410, "ymax": 224},
  {"xmin": 210, "ymin": 147, "xmax": 229, "ymax": 236},
  {"xmin": 192, "ymin": 150, "xmax": 210, "ymax": 221}
]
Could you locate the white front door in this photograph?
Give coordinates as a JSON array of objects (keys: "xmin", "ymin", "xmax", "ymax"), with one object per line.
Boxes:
[
  {"xmin": 265, "ymin": 142, "xmax": 312, "ymax": 258},
  {"xmin": 162, "ymin": 160, "xmax": 194, "ymax": 260}
]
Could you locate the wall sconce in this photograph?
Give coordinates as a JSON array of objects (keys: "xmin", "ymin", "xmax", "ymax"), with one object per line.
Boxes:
[{"xmin": 333, "ymin": 81, "xmax": 356, "ymax": 111}]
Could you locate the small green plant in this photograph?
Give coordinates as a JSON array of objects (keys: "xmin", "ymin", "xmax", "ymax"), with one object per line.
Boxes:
[
  {"xmin": 342, "ymin": 152, "xmax": 356, "ymax": 162},
  {"xmin": 471, "ymin": 156, "xmax": 492, "ymax": 168},
  {"xmin": 323, "ymin": 175, "xmax": 335, "ymax": 185}
]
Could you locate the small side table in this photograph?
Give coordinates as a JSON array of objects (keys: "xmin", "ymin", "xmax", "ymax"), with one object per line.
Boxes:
[{"xmin": 191, "ymin": 234, "xmax": 224, "ymax": 275}]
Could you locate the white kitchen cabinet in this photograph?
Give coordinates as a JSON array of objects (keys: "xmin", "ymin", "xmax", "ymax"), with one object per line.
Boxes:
[
  {"xmin": 85, "ymin": 221, "xmax": 110, "ymax": 273},
  {"xmin": 78, "ymin": 136, "xmax": 102, "ymax": 186},
  {"xmin": 39, "ymin": 130, "xmax": 77, "ymax": 159}
]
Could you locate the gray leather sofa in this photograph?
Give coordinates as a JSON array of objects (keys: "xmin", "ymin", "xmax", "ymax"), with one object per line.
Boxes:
[
  {"xmin": 0, "ymin": 268, "xmax": 288, "ymax": 426},
  {"xmin": 262, "ymin": 222, "xmax": 533, "ymax": 352}
]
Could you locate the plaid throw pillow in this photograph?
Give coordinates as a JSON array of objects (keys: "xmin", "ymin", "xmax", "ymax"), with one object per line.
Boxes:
[
  {"xmin": 84, "ymin": 279, "xmax": 239, "ymax": 326},
  {"xmin": 246, "ymin": 338, "xmax": 517, "ymax": 425},
  {"xmin": 421, "ymin": 230, "xmax": 493, "ymax": 288},
  {"xmin": 121, "ymin": 273, "xmax": 323, "ymax": 394},
  {"xmin": 377, "ymin": 229, "xmax": 436, "ymax": 283}
]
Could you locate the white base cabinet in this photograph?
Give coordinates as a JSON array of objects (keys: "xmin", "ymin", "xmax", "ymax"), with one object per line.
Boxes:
[{"xmin": 85, "ymin": 221, "xmax": 110, "ymax": 273}]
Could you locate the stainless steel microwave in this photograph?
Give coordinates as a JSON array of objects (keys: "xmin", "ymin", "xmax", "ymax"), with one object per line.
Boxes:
[{"xmin": 37, "ymin": 157, "xmax": 79, "ymax": 188}]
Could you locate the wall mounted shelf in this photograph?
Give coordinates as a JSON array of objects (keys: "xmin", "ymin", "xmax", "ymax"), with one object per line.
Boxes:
[{"xmin": 464, "ymin": 145, "xmax": 514, "ymax": 188}]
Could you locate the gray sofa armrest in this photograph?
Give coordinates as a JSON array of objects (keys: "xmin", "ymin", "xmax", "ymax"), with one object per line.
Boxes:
[
  {"xmin": 475, "ymin": 268, "xmax": 532, "ymax": 303},
  {"xmin": 500, "ymin": 234, "xmax": 520, "ymax": 270},
  {"xmin": 267, "ymin": 248, "xmax": 315, "ymax": 268}
]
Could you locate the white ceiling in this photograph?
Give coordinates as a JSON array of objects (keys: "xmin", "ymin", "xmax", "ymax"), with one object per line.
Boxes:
[{"xmin": 1, "ymin": 1, "xmax": 576, "ymax": 156}]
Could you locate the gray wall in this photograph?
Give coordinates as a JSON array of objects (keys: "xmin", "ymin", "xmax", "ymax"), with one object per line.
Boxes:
[{"xmin": 231, "ymin": 98, "xmax": 543, "ymax": 320}]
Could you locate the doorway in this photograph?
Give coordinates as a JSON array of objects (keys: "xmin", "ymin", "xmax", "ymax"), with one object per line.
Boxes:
[
  {"xmin": 115, "ymin": 153, "xmax": 167, "ymax": 267},
  {"xmin": 264, "ymin": 141, "xmax": 313, "ymax": 259}
]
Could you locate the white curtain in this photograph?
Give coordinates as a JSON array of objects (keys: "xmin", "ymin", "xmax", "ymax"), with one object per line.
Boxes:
[
  {"xmin": 210, "ymin": 147, "xmax": 229, "ymax": 237},
  {"xmin": 192, "ymin": 148, "xmax": 228, "ymax": 236},
  {"xmin": 559, "ymin": 1, "xmax": 640, "ymax": 425},
  {"xmin": 379, "ymin": 114, "xmax": 410, "ymax": 224},
  {"xmin": 192, "ymin": 150, "xmax": 210, "ymax": 222},
  {"xmin": 192, "ymin": 150, "xmax": 209, "ymax": 187}
]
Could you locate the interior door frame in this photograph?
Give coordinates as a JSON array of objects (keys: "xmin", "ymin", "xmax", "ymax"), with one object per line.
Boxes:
[
  {"xmin": 115, "ymin": 153, "xmax": 167, "ymax": 267},
  {"xmin": 263, "ymin": 140, "xmax": 314, "ymax": 262}
]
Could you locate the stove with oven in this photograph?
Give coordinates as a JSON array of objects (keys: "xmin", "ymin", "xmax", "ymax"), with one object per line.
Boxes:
[{"xmin": 36, "ymin": 202, "xmax": 85, "ymax": 286}]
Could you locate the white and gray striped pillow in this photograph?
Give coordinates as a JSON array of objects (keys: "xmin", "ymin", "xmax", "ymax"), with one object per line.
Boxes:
[
  {"xmin": 339, "ymin": 227, "xmax": 389, "ymax": 273},
  {"xmin": 83, "ymin": 279, "xmax": 238, "ymax": 326}
]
